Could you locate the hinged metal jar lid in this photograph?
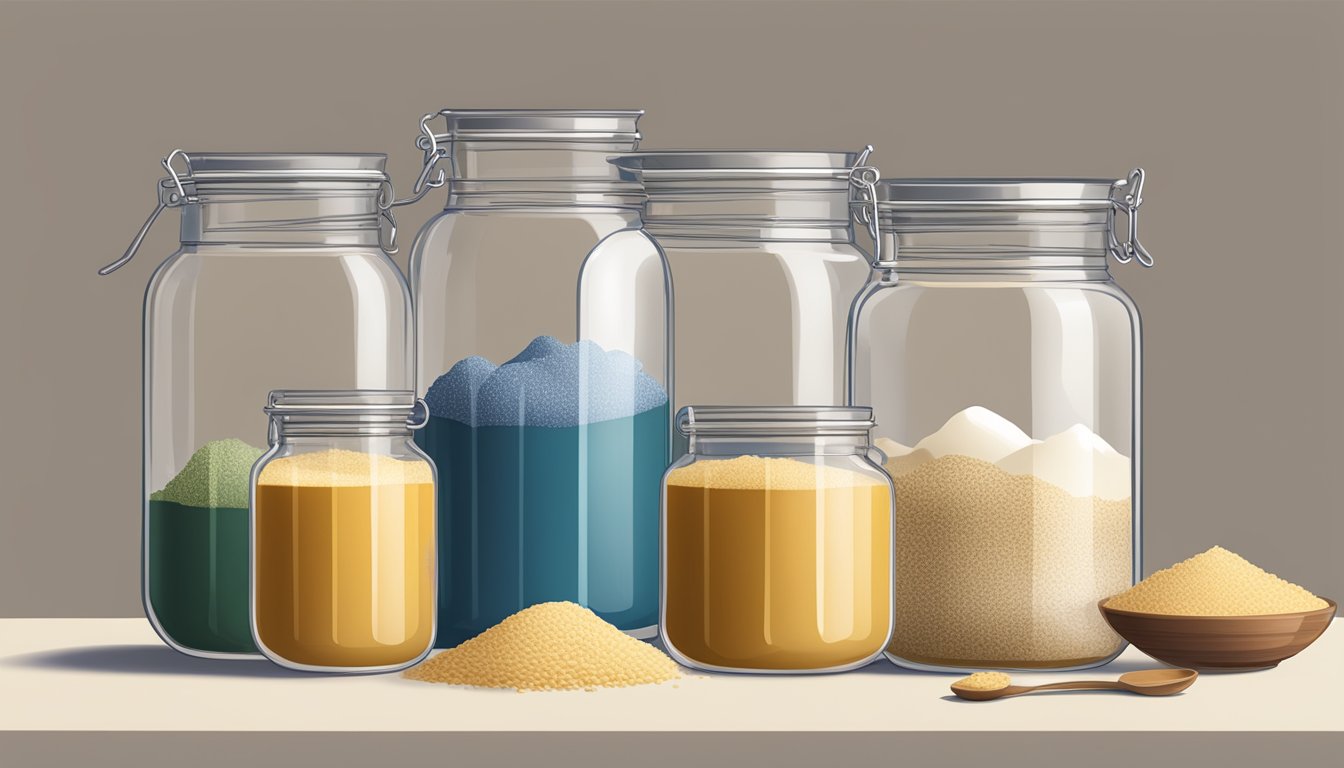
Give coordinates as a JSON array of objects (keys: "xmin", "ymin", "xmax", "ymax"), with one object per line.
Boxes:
[
  {"xmin": 678, "ymin": 406, "xmax": 876, "ymax": 438},
  {"xmin": 399, "ymin": 109, "xmax": 644, "ymax": 206},
  {"xmin": 614, "ymin": 148, "xmax": 871, "ymax": 183},
  {"xmin": 432, "ymin": 109, "xmax": 643, "ymax": 142},
  {"xmin": 848, "ymin": 167, "xmax": 1154, "ymax": 268},
  {"xmin": 100, "ymin": 151, "xmax": 410, "ymax": 275},
  {"xmin": 265, "ymin": 390, "xmax": 429, "ymax": 438}
]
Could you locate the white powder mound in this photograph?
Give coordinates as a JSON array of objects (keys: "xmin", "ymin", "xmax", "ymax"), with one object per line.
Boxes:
[
  {"xmin": 910, "ymin": 406, "xmax": 1034, "ymax": 464},
  {"xmin": 996, "ymin": 424, "xmax": 1131, "ymax": 501},
  {"xmin": 882, "ymin": 407, "xmax": 1131, "ymax": 501}
]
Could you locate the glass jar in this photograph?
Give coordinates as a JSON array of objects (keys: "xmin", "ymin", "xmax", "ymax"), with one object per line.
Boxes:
[
  {"xmin": 406, "ymin": 110, "xmax": 671, "ymax": 647},
  {"xmin": 251, "ymin": 390, "xmax": 436, "ymax": 673},
  {"xmin": 613, "ymin": 150, "xmax": 874, "ymax": 425},
  {"xmin": 661, "ymin": 406, "xmax": 894, "ymax": 673},
  {"xmin": 847, "ymin": 168, "xmax": 1153, "ymax": 672},
  {"xmin": 102, "ymin": 152, "xmax": 414, "ymax": 659}
]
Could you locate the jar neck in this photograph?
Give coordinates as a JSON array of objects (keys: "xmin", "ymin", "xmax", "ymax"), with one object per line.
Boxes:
[
  {"xmin": 273, "ymin": 434, "xmax": 414, "ymax": 447},
  {"xmin": 876, "ymin": 209, "xmax": 1114, "ymax": 279},
  {"xmin": 181, "ymin": 182, "xmax": 386, "ymax": 247},
  {"xmin": 688, "ymin": 434, "xmax": 872, "ymax": 457},
  {"xmin": 445, "ymin": 140, "xmax": 643, "ymax": 210},
  {"xmin": 643, "ymin": 179, "xmax": 853, "ymax": 243}
]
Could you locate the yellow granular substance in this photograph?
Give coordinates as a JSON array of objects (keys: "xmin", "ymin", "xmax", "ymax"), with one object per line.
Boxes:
[
  {"xmin": 1104, "ymin": 546, "xmax": 1328, "ymax": 616},
  {"xmin": 404, "ymin": 602, "xmax": 681, "ymax": 691},
  {"xmin": 955, "ymin": 671, "xmax": 1012, "ymax": 690},
  {"xmin": 257, "ymin": 448, "xmax": 432, "ymax": 487},
  {"xmin": 667, "ymin": 455, "xmax": 886, "ymax": 491}
]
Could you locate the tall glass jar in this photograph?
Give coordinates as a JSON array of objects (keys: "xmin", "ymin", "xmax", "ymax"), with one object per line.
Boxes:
[
  {"xmin": 661, "ymin": 406, "xmax": 894, "ymax": 673},
  {"xmin": 848, "ymin": 169, "xmax": 1153, "ymax": 671},
  {"xmin": 612, "ymin": 150, "xmax": 874, "ymax": 423},
  {"xmin": 406, "ymin": 109, "xmax": 671, "ymax": 647},
  {"xmin": 251, "ymin": 390, "xmax": 436, "ymax": 674},
  {"xmin": 102, "ymin": 152, "xmax": 414, "ymax": 659}
]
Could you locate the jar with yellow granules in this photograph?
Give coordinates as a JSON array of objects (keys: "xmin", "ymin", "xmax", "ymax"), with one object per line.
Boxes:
[
  {"xmin": 251, "ymin": 390, "xmax": 436, "ymax": 673},
  {"xmin": 661, "ymin": 406, "xmax": 893, "ymax": 673}
]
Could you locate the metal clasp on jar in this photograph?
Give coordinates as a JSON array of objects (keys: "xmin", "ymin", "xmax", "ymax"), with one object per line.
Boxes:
[
  {"xmin": 99, "ymin": 150, "xmax": 197, "ymax": 275},
  {"xmin": 1109, "ymin": 168, "xmax": 1155, "ymax": 267},
  {"xmin": 847, "ymin": 146, "xmax": 883, "ymax": 265}
]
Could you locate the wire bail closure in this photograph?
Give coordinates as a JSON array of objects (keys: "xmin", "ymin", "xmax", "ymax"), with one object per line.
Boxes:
[
  {"xmin": 99, "ymin": 150, "xmax": 196, "ymax": 275},
  {"xmin": 389, "ymin": 112, "xmax": 450, "ymax": 208},
  {"xmin": 1109, "ymin": 167, "xmax": 1154, "ymax": 268},
  {"xmin": 848, "ymin": 146, "xmax": 882, "ymax": 265},
  {"xmin": 101, "ymin": 149, "xmax": 415, "ymax": 273}
]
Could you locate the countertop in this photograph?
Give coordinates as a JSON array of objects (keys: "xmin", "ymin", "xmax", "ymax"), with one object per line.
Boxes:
[{"xmin": 2, "ymin": 618, "xmax": 1341, "ymax": 766}]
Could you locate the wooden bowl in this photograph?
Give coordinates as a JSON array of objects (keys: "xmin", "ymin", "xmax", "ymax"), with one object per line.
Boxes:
[{"xmin": 1099, "ymin": 598, "xmax": 1336, "ymax": 672}]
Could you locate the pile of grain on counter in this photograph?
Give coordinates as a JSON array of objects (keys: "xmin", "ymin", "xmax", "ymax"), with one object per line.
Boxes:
[
  {"xmin": 1105, "ymin": 546, "xmax": 1328, "ymax": 616},
  {"xmin": 405, "ymin": 601, "xmax": 680, "ymax": 691}
]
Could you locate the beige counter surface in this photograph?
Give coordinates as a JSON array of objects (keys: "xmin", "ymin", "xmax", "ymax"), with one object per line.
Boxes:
[{"xmin": 2, "ymin": 617, "xmax": 1342, "ymax": 733}]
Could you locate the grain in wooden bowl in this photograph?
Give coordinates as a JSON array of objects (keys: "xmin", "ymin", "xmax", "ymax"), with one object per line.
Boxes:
[{"xmin": 1099, "ymin": 546, "xmax": 1335, "ymax": 671}]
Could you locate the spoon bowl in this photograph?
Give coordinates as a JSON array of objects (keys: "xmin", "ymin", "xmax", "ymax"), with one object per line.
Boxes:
[{"xmin": 950, "ymin": 668, "xmax": 1197, "ymax": 701}]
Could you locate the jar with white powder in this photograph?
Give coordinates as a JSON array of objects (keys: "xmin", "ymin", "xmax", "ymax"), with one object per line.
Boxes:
[{"xmin": 847, "ymin": 170, "xmax": 1153, "ymax": 671}]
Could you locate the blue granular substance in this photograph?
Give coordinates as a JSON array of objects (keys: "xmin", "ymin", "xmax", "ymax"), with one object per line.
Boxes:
[
  {"xmin": 506, "ymin": 335, "xmax": 567, "ymax": 364},
  {"xmin": 424, "ymin": 355, "xmax": 497, "ymax": 426},
  {"xmin": 425, "ymin": 336, "xmax": 668, "ymax": 427}
]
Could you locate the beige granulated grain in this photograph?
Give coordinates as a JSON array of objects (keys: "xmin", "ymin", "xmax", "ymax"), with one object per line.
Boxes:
[
  {"xmin": 404, "ymin": 602, "xmax": 681, "ymax": 691},
  {"xmin": 955, "ymin": 671, "xmax": 1012, "ymax": 690},
  {"xmin": 888, "ymin": 454, "xmax": 1131, "ymax": 667},
  {"xmin": 1105, "ymin": 546, "xmax": 1327, "ymax": 616}
]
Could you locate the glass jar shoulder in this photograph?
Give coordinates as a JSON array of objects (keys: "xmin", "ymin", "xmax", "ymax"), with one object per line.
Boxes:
[
  {"xmin": 146, "ymin": 244, "xmax": 409, "ymax": 299},
  {"xmin": 409, "ymin": 207, "xmax": 640, "ymax": 264},
  {"xmin": 854, "ymin": 272, "xmax": 1141, "ymax": 326},
  {"xmin": 658, "ymin": 238, "xmax": 870, "ymax": 263}
]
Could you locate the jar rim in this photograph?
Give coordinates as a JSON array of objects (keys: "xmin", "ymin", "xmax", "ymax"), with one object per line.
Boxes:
[
  {"xmin": 873, "ymin": 178, "xmax": 1122, "ymax": 211},
  {"xmin": 677, "ymin": 405, "xmax": 875, "ymax": 437},
  {"xmin": 430, "ymin": 109, "xmax": 643, "ymax": 142},
  {"xmin": 174, "ymin": 153, "xmax": 390, "ymax": 183},
  {"xmin": 265, "ymin": 390, "xmax": 427, "ymax": 432},
  {"xmin": 616, "ymin": 150, "xmax": 861, "ymax": 180}
]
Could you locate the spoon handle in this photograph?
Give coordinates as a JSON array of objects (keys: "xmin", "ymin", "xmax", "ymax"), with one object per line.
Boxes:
[{"xmin": 1023, "ymin": 681, "xmax": 1124, "ymax": 693}]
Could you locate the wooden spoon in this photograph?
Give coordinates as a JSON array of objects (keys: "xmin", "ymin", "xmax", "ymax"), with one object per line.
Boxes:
[{"xmin": 951, "ymin": 668, "xmax": 1198, "ymax": 701}]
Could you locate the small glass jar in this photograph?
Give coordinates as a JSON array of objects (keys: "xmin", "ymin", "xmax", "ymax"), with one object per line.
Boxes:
[
  {"xmin": 660, "ymin": 406, "xmax": 893, "ymax": 673},
  {"xmin": 848, "ymin": 169, "xmax": 1152, "ymax": 672},
  {"xmin": 102, "ymin": 152, "xmax": 414, "ymax": 659},
  {"xmin": 251, "ymin": 390, "xmax": 436, "ymax": 674}
]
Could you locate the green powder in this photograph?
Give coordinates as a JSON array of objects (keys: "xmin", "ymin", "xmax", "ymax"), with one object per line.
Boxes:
[{"xmin": 150, "ymin": 439, "xmax": 265, "ymax": 508}]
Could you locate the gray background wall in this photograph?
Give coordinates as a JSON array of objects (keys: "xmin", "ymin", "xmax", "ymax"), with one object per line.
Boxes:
[{"xmin": 1, "ymin": 0, "xmax": 1341, "ymax": 617}]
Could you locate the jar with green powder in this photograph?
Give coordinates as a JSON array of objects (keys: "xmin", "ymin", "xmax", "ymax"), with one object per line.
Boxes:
[
  {"xmin": 147, "ymin": 439, "xmax": 263, "ymax": 655},
  {"xmin": 104, "ymin": 152, "xmax": 417, "ymax": 658}
]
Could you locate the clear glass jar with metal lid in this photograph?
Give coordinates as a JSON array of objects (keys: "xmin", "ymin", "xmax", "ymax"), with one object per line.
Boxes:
[
  {"xmin": 405, "ymin": 109, "xmax": 671, "ymax": 647},
  {"xmin": 661, "ymin": 406, "xmax": 894, "ymax": 673},
  {"xmin": 847, "ymin": 168, "xmax": 1153, "ymax": 672},
  {"xmin": 611, "ymin": 150, "xmax": 874, "ymax": 428},
  {"xmin": 251, "ymin": 390, "xmax": 435, "ymax": 674},
  {"xmin": 101, "ymin": 152, "xmax": 415, "ymax": 659}
]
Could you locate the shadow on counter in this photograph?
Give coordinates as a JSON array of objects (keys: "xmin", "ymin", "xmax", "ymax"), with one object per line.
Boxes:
[{"xmin": 9, "ymin": 645, "xmax": 313, "ymax": 679}]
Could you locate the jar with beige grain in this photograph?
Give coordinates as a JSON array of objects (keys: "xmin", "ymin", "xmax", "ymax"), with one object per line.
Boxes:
[{"xmin": 848, "ymin": 170, "xmax": 1153, "ymax": 671}]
